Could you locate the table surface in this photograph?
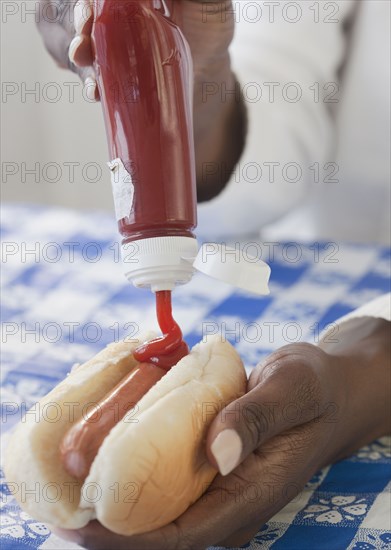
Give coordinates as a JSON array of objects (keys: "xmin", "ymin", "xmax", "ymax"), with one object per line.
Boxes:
[{"xmin": 1, "ymin": 204, "xmax": 390, "ymax": 550}]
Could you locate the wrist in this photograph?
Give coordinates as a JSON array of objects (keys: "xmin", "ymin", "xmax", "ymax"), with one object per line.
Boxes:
[
  {"xmin": 325, "ymin": 319, "xmax": 390, "ymax": 461},
  {"xmin": 193, "ymin": 61, "xmax": 247, "ymax": 201},
  {"xmin": 193, "ymin": 55, "xmax": 235, "ymax": 117}
]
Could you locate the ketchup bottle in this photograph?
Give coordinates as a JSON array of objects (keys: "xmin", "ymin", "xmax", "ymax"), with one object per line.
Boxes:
[{"xmin": 92, "ymin": 0, "xmax": 198, "ymax": 292}]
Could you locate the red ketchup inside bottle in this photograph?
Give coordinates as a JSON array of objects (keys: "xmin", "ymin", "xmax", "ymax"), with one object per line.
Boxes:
[
  {"xmin": 92, "ymin": 0, "xmax": 197, "ymax": 241},
  {"xmin": 92, "ymin": 0, "xmax": 197, "ymax": 367}
]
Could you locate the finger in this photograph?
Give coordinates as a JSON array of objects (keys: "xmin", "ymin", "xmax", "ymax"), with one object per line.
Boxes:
[
  {"xmin": 69, "ymin": 34, "xmax": 94, "ymax": 67},
  {"xmin": 72, "ymin": 0, "xmax": 94, "ymax": 66},
  {"xmin": 165, "ymin": 443, "xmax": 305, "ymax": 550},
  {"xmin": 80, "ymin": 70, "xmax": 99, "ymax": 102},
  {"xmin": 207, "ymin": 344, "xmax": 328, "ymax": 476},
  {"xmin": 67, "ymin": 38, "xmax": 98, "ymax": 101},
  {"xmin": 74, "ymin": 0, "xmax": 93, "ymax": 36}
]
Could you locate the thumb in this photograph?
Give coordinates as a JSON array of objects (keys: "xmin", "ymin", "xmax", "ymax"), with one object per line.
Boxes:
[
  {"xmin": 206, "ymin": 389, "xmax": 276, "ymax": 476},
  {"xmin": 206, "ymin": 345, "xmax": 327, "ymax": 476}
]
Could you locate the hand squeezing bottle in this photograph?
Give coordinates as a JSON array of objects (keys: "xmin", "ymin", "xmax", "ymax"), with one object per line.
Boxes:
[{"xmin": 91, "ymin": 0, "xmax": 271, "ymax": 366}]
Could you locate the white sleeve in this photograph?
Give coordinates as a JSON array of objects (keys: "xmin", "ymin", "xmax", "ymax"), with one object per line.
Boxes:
[
  {"xmin": 197, "ymin": 0, "xmax": 356, "ymax": 239},
  {"xmin": 319, "ymin": 293, "xmax": 391, "ymax": 350}
]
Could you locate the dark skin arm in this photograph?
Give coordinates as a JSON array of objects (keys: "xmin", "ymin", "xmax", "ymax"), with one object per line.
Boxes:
[
  {"xmin": 53, "ymin": 317, "xmax": 390, "ymax": 549},
  {"xmin": 321, "ymin": 317, "xmax": 391, "ymax": 461},
  {"xmin": 36, "ymin": 0, "xmax": 245, "ymax": 200}
]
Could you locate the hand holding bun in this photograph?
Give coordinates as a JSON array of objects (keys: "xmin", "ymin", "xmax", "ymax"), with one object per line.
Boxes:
[{"xmin": 4, "ymin": 334, "xmax": 246, "ymax": 536}]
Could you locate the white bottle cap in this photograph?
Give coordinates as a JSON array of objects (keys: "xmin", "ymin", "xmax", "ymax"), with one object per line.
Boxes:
[
  {"xmin": 122, "ymin": 237, "xmax": 270, "ymax": 295},
  {"xmin": 122, "ymin": 236, "xmax": 199, "ymax": 292}
]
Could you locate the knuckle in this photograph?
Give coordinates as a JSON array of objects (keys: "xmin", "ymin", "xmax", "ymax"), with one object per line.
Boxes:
[
  {"xmin": 260, "ymin": 358, "xmax": 284, "ymax": 380},
  {"xmin": 296, "ymin": 370, "xmax": 322, "ymax": 405},
  {"xmin": 252, "ymin": 343, "xmax": 327, "ymax": 423},
  {"xmin": 273, "ymin": 342, "xmax": 319, "ymax": 362},
  {"xmin": 241, "ymin": 401, "xmax": 270, "ymax": 447},
  {"xmin": 250, "ymin": 357, "xmax": 284, "ymax": 386},
  {"xmin": 256, "ymin": 343, "xmax": 324, "ymax": 384}
]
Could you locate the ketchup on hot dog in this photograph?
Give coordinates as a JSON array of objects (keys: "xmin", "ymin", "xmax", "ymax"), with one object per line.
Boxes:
[{"xmin": 60, "ymin": 290, "xmax": 188, "ymax": 480}]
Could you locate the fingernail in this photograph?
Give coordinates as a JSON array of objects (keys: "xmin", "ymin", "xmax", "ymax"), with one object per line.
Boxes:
[
  {"xmin": 49, "ymin": 526, "xmax": 82, "ymax": 545},
  {"xmin": 84, "ymin": 77, "xmax": 97, "ymax": 102},
  {"xmin": 68, "ymin": 36, "xmax": 83, "ymax": 65},
  {"xmin": 74, "ymin": 0, "xmax": 92, "ymax": 34},
  {"xmin": 210, "ymin": 429, "xmax": 242, "ymax": 476}
]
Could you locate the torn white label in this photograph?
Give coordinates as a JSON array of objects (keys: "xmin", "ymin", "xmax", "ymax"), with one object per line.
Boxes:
[{"xmin": 107, "ymin": 158, "xmax": 134, "ymax": 221}]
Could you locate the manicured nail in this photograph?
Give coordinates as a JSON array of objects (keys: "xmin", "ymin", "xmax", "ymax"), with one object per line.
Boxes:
[
  {"xmin": 49, "ymin": 526, "xmax": 82, "ymax": 545},
  {"xmin": 74, "ymin": 0, "xmax": 92, "ymax": 34},
  {"xmin": 68, "ymin": 36, "xmax": 83, "ymax": 65},
  {"xmin": 84, "ymin": 77, "xmax": 97, "ymax": 102},
  {"xmin": 210, "ymin": 429, "xmax": 242, "ymax": 476}
]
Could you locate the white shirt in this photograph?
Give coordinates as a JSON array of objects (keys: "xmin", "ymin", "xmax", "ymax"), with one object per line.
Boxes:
[{"xmin": 198, "ymin": 0, "xmax": 390, "ymax": 245}]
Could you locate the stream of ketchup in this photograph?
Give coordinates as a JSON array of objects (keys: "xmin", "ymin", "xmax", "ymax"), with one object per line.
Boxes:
[{"xmin": 133, "ymin": 291, "xmax": 189, "ymax": 370}]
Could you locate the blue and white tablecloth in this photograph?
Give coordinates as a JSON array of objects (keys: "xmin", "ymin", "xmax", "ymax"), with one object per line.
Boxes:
[{"xmin": 1, "ymin": 204, "xmax": 390, "ymax": 550}]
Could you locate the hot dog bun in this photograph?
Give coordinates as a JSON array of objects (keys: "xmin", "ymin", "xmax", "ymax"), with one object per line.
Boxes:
[
  {"xmin": 4, "ymin": 335, "xmax": 150, "ymax": 529},
  {"xmin": 4, "ymin": 334, "xmax": 247, "ymax": 535}
]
